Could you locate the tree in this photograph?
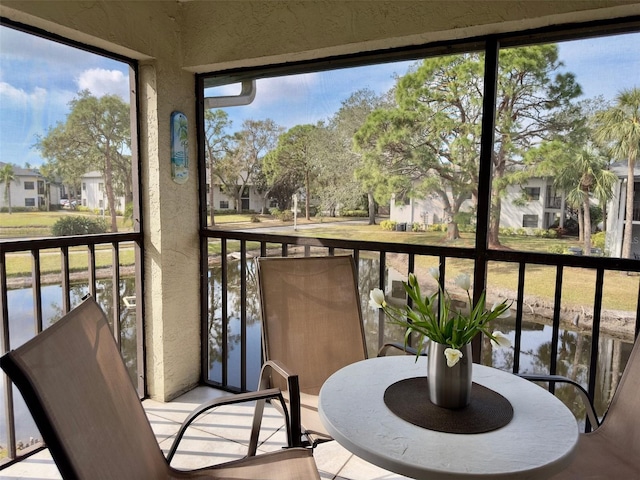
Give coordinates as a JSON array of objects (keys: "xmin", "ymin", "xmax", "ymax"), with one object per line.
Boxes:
[
  {"xmin": 355, "ymin": 54, "xmax": 484, "ymax": 240},
  {"xmin": 263, "ymin": 124, "xmax": 322, "ymax": 219},
  {"xmin": 356, "ymin": 46, "xmax": 581, "ymax": 245},
  {"xmin": 203, "ymin": 110, "xmax": 233, "ymax": 224},
  {"xmin": 37, "ymin": 90, "xmax": 131, "ymax": 232},
  {"xmin": 593, "ymin": 88, "xmax": 640, "ymax": 259},
  {"xmin": 0, "ymin": 163, "xmax": 19, "ymax": 214},
  {"xmin": 329, "ymin": 89, "xmax": 387, "ymax": 223},
  {"xmin": 211, "ymin": 119, "xmax": 281, "ymax": 213},
  {"xmin": 554, "ymin": 147, "xmax": 616, "ymax": 253}
]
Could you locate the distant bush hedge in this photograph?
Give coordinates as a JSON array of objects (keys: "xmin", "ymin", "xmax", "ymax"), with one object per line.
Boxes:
[
  {"xmin": 51, "ymin": 216, "xmax": 108, "ymax": 236},
  {"xmin": 380, "ymin": 220, "xmax": 396, "ymax": 231},
  {"xmin": 340, "ymin": 209, "xmax": 368, "ymax": 217}
]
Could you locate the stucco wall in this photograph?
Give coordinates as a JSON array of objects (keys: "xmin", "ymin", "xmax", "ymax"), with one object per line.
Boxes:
[{"xmin": 181, "ymin": 0, "xmax": 640, "ymax": 72}]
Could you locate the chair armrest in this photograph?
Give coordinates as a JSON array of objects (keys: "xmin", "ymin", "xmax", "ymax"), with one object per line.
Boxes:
[
  {"xmin": 377, "ymin": 342, "xmax": 424, "ymax": 357},
  {"xmin": 258, "ymin": 360, "xmax": 303, "ymax": 449},
  {"xmin": 519, "ymin": 373, "xmax": 600, "ymax": 429},
  {"xmin": 166, "ymin": 387, "xmax": 290, "ymax": 463}
]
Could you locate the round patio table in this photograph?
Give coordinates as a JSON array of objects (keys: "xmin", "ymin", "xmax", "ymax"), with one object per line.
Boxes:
[{"xmin": 319, "ymin": 355, "xmax": 578, "ymax": 480}]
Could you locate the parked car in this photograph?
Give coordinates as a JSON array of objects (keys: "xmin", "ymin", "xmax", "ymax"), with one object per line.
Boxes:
[{"xmin": 60, "ymin": 199, "xmax": 77, "ymax": 209}]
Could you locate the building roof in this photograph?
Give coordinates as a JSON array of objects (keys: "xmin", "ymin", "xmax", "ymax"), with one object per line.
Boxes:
[
  {"xmin": 610, "ymin": 162, "xmax": 640, "ymax": 179},
  {"xmin": 0, "ymin": 162, "xmax": 43, "ymax": 178}
]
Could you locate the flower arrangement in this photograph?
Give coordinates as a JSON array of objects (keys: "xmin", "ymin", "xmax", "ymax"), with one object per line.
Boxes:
[{"xmin": 369, "ymin": 268, "xmax": 511, "ymax": 367}]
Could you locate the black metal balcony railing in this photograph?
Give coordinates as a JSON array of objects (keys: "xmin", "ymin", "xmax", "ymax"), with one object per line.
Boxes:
[
  {"xmin": 202, "ymin": 229, "xmax": 640, "ymax": 432},
  {"xmin": 1, "ymin": 227, "xmax": 639, "ymax": 466},
  {"xmin": 0, "ymin": 233, "xmax": 144, "ymax": 466}
]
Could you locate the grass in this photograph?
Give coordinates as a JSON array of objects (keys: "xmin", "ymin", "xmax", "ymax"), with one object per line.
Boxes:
[
  {"xmin": 0, "ymin": 211, "xmax": 132, "ymax": 238},
  {"xmin": 5, "ymin": 246, "xmax": 136, "ymax": 278}
]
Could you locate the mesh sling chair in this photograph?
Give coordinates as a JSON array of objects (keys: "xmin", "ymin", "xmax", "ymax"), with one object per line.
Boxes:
[
  {"xmin": 256, "ymin": 255, "xmax": 410, "ymax": 448},
  {"xmin": 521, "ymin": 334, "xmax": 640, "ymax": 479},
  {"xmin": 0, "ymin": 296, "xmax": 320, "ymax": 480}
]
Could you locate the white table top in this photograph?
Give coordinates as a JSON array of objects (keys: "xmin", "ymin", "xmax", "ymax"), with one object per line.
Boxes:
[{"xmin": 319, "ymin": 356, "xmax": 578, "ymax": 480}]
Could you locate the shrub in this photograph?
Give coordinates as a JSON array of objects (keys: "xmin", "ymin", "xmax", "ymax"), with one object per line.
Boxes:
[
  {"xmin": 340, "ymin": 209, "xmax": 368, "ymax": 217},
  {"xmin": 427, "ymin": 223, "xmax": 446, "ymax": 232},
  {"xmin": 547, "ymin": 245, "xmax": 565, "ymax": 254},
  {"xmin": 592, "ymin": 231, "xmax": 606, "ymax": 250},
  {"xmin": 453, "ymin": 211, "xmax": 473, "ymax": 226},
  {"xmin": 411, "ymin": 222, "xmax": 423, "ymax": 232},
  {"xmin": 51, "ymin": 216, "xmax": 108, "ymax": 236},
  {"xmin": 250, "ymin": 214, "xmax": 261, "ymax": 223},
  {"xmin": 279, "ymin": 210, "xmax": 294, "ymax": 222},
  {"xmin": 380, "ymin": 220, "xmax": 396, "ymax": 231}
]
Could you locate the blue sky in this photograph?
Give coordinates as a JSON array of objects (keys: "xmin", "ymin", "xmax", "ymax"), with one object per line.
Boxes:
[{"xmin": 1, "ymin": 25, "xmax": 639, "ymax": 168}]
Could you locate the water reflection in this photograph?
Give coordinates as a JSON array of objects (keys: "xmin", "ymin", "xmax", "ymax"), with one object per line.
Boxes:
[
  {"xmin": 207, "ymin": 257, "xmax": 633, "ymax": 429},
  {"xmin": 2, "ymin": 278, "xmax": 138, "ymax": 455}
]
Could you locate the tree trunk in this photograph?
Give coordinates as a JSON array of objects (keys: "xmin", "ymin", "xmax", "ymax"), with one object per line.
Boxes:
[
  {"xmin": 577, "ymin": 206, "xmax": 584, "ymax": 243},
  {"xmin": 488, "ymin": 192, "xmax": 501, "ymax": 247},
  {"xmin": 305, "ymin": 170, "xmax": 310, "ymax": 220},
  {"xmin": 209, "ymin": 166, "xmax": 216, "ymax": 226},
  {"xmin": 104, "ymin": 146, "xmax": 118, "ymax": 232},
  {"xmin": 583, "ymin": 193, "xmax": 592, "ymax": 254},
  {"xmin": 235, "ymin": 189, "xmax": 241, "ymax": 213},
  {"xmin": 6, "ymin": 185, "xmax": 12, "ymax": 214},
  {"xmin": 622, "ymin": 157, "xmax": 635, "ymax": 259},
  {"xmin": 367, "ymin": 191, "xmax": 376, "ymax": 225},
  {"xmin": 446, "ymin": 221, "xmax": 460, "ymax": 240}
]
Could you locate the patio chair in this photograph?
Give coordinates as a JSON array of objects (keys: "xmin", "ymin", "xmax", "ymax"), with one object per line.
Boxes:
[
  {"xmin": 256, "ymin": 255, "xmax": 410, "ymax": 448},
  {"xmin": 0, "ymin": 296, "xmax": 319, "ymax": 480},
  {"xmin": 522, "ymin": 334, "xmax": 640, "ymax": 479}
]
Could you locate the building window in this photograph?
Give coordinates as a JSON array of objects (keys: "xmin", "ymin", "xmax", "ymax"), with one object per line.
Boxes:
[
  {"xmin": 524, "ymin": 187, "xmax": 540, "ymax": 201},
  {"xmin": 219, "ymin": 200, "xmax": 229, "ymax": 209},
  {"xmin": 24, "ymin": 198, "xmax": 35, "ymax": 207},
  {"xmin": 82, "ymin": 182, "xmax": 86, "ymax": 191},
  {"xmin": 24, "ymin": 181, "xmax": 34, "ymax": 190},
  {"xmin": 98, "ymin": 182, "xmax": 104, "ymax": 192},
  {"xmin": 522, "ymin": 214, "xmax": 538, "ymax": 228},
  {"xmin": 98, "ymin": 199, "xmax": 103, "ymax": 208}
]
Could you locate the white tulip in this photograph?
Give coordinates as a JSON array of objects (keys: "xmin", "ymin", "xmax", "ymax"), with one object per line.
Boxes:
[
  {"xmin": 454, "ymin": 273, "xmax": 471, "ymax": 291},
  {"xmin": 491, "ymin": 301, "xmax": 511, "ymax": 319},
  {"xmin": 444, "ymin": 348, "xmax": 463, "ymax": 367},
  {"xmin": 490, "ymin": 331, "xmax": 512, "ymax": 348},
  {"xmin": 369, "ymin": 288, "xmax": 386, "ymax": 309},
  {"xmin": 428, "ymin": 267, "xmax": 440, "ymax": 281}
]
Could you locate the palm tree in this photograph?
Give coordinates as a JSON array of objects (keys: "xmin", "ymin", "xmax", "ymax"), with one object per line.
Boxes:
[
  {"xmin": 554, "ymin": 148, "xmax": 617, "ymax": 253},
  {"xmin": 0, "ymin": 163, "xmax": 19, "ymax": 214},
  {"xmin": 593, "ymin": 88, "xmax": 640, "ymax": 259}
]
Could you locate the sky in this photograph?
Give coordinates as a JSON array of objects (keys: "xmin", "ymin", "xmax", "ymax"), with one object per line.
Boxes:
[{"xmin": 1, "ymin": 25, "xmax": 639, "ymax": 169}]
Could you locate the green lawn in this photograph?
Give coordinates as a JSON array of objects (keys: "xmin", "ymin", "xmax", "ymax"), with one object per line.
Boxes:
[
  {"xmin": 0, "ymin": 211, "xmax": 132, "ymax": 238},
  {"xmin": 5, "ymin": 213, "xmax": 635, "ymax": 313}
]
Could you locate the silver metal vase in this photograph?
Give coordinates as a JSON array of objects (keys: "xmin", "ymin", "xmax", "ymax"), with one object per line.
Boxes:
[{"xmin": 427, "ymin": 340, "xmax": 472, "ymax": 409}]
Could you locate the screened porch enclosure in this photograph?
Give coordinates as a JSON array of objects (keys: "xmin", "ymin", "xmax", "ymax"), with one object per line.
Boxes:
[{"xmin": 1, "ymin": 0, "xmax": 640, "ymax": 475}]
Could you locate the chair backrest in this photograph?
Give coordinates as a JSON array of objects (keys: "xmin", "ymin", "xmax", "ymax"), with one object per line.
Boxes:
[
  {"xmin": 257, "ymin": 255, "xmax": 368, "ymax": 395},
  {"xmin": 599, "ymin": 333, "xmax": 640, "ymax": 446},
  {"xmin": 0, "ymin": 297, "xmax": 169, "ymax": 480}
]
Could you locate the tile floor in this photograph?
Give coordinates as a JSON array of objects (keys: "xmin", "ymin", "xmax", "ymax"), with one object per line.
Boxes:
[{"xmin": 0, "ymin": 386, "xmax": 410, "ymax": 480}]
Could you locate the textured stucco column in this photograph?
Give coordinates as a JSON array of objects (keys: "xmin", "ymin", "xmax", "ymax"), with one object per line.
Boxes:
[{"xmin": 138, "ymin": 60, "xmax": 201, "ymax": 402}]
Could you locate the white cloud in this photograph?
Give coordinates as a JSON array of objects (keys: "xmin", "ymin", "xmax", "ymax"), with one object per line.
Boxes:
[
  {"xmin": 77, "ymin": 68, "xmax": 130, "ymax": 100},
  {"xmin": 0, "ymin": 82, "xmax": 48, "ymax": 106}
]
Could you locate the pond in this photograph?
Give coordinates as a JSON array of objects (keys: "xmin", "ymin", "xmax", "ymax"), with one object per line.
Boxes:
[{"xmin": 1, "ymin": 278, "xmax": 138, "ymax": 456}]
